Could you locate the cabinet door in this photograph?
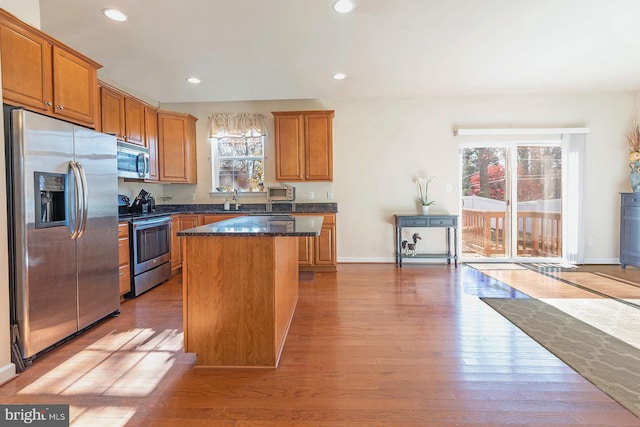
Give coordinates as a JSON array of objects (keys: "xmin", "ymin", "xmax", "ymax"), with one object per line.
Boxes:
[
  {"xmin": 0, "ymin": 23, "xmax": 52, "ymax": 113},
  {"xmin": 170, "ymin": 215, "xmax": 200, "ymax": 275},
  {"xmin": 100, "ymin": 86, "xmax": 124, "ymax": 139},
  {"xmin": 305, "ymin": 112, "xmax": 333, "ymax": 181},
  {"xmin": 621, "ymin": 205, "xmax": 640, "ymax": 268},
  {"xmin": 118, "ymin": 223, "xmax": 130, "ymax": 296},
  {"xmin": 315, "ymin": 215, "xmax": 336, "ymax": 265},
  {"xmin": 298, "ymin": 236, "xmax": 314, "ymax": 265},
  {"xmin": 52, "ymin": 46, "xmax": 97, "ymax": 127},
  {"xmin": 274, "ymin": 113, "xmax": 305, "ymax": 181},
  {"xmin": 145, "ymin": 106, "xmax": 159, "ymax": 181},
  {"xmin": 124, "ymin": 97, "xmax": 145, "ymax": 145},
  {"xmin": 158, "ymin": 111, "xmax": 198, "ymax": 183},
  {"xmin": 170, "ymin": 216, "xmax": 182, "ymax": 275}
]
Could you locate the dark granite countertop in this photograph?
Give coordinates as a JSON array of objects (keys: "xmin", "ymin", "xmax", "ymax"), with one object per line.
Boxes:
[
  {"xmin": 119, "ymin": 203, "xmax": 337, "ymax": 222},
  {"xmin": 177, "ymin": 215, "xmax": 324, "ymax": 237},
  {"xmin": 156, "ymin": 202, "xmax": 337, "ymax": 215}
]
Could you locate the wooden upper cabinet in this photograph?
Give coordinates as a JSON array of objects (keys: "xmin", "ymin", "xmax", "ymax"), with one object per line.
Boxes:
[
  {"xmin": 99, "ymin": 84, "xmax": 146, "ymax": 146},
  {"xmin": 145, "ymin": 106, "xmax": 159, "ymax": 181},
  {"xmin": 0, "ymin": 22, "xmax": 52, "ymax": 113},
  {"xmin": 158, "ymin": 110, "xmax": 198, "ymax": 183},
  {"xmin": 124, "ymin": 97, "xmax": 145, "ymax": 145},
  {"xmin": 273, "ymin": 110, "xmax": 334, "ymax": 181},
  {"xmin": 100, "ymin": 85, "xmax": 125, "ymax": 139},
  {"xmin": 51, "ymin": 46, "xmax": 97, "ymax": 126},
  {"xmin": 0, "ymin": 9, "xmax": 100, "ymax": 128}
]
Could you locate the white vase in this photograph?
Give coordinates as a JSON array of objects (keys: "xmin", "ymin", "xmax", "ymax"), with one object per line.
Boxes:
[{"xmin": 421, "ymin": 205, "xmax": 430, "ymax": 215}]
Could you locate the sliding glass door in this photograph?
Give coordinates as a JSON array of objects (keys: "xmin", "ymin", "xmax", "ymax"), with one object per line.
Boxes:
[{"xmin": 461, "ymin": 143, "xmax": 564, "ymax": 261}]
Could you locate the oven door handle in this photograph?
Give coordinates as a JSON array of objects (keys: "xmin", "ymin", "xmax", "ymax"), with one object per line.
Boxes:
[{"xmin": 132, "ymin": 217, "xmax": 171, "ymax": 229}]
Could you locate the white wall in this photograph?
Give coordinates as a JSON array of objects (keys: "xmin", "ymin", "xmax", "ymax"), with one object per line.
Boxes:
[
  {"xmin": 163, "ymin": 92, "xmax": 633, "ymax": 264},
  {"xmin": 0, "ymin": 0, "xmax": 39, "ymax": 28}
]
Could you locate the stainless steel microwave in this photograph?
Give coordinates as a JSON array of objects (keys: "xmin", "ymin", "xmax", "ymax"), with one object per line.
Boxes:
[
  {"xmin": 267, "ymin": 185, "xmax": 295, "ymax": 201},
  {"xmin": 117, "ymin": 141, "xmax": 149, "ymax": 179}
]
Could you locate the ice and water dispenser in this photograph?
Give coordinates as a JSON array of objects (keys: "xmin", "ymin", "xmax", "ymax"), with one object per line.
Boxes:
[{"xmin": 34, "ymin": 172, "xmax": 66, "ymax": 228}]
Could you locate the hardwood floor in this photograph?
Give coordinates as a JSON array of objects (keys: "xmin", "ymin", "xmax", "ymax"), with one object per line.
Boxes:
[{"xmin": 1, "ymin": 264, "xmax": 638, "ymax": 426}]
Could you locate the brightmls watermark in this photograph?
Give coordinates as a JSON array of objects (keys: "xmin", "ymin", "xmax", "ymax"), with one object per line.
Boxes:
[{"xmin": 0, "ymin": 405, "xmax": 68, "ymax": 426}]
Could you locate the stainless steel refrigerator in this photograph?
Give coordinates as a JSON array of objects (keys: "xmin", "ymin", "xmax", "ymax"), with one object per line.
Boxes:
[{"xmin": 4, "ymin": 106, "xmax": 120, "ymax": 365}]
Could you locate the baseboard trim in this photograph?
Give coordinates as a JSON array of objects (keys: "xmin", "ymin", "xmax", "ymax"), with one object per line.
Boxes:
[
  {"xmin": 338, "ymin": 257, "xmax": 623, "ymax": 266},
  {"xmin": 582, "ymin": 258, "xmax": 620, "ymax": 265},
  {"xmin": 338, "ymin": 257, "xmax": 446, "ymax": 264},
  {"xmin": 0, "ymin": 363, "xmax": 17, "ymax": 386}
]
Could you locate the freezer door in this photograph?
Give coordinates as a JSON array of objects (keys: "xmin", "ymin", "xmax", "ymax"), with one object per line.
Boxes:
[
  {"xmin": 74, "ymin": 127, "xmax": 119, "ymax": 329},
  {"xmin": 11, "ymin": 109, "xmax": 79, "ymax": 358}
]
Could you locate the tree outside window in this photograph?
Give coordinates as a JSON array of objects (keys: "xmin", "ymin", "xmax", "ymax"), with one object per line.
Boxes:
[
  {"xmin": 209, "ymin": 113, "xmax": 266, "ymax": 193},
  {"xmin": 212, "ymin": 136, "xmax": 264, "ymax": 192}
]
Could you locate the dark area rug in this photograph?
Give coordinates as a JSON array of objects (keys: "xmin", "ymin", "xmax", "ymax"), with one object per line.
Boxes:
[{"xmin": 482, "ymin": 297, "xmax": 640, "ymax": 418}]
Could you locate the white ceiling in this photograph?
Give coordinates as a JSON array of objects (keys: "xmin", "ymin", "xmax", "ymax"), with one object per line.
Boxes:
[{"xmin": 38, "ymin": 0, "xmax": 640, "ymax": 104}]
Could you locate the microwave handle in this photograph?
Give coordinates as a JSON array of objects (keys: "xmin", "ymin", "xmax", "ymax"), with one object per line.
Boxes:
[{"xmin": 136, "ymin": 153, "xmax": 147, "ymax": 177}]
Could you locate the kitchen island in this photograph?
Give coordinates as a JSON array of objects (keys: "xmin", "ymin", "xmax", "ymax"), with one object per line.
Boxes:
[{"xmin": 177, "ymin": 215, "xmax": 323, "ymax": 368}]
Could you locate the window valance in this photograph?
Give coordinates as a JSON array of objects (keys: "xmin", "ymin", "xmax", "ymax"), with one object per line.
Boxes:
[{"xmin": 209, "ymin": 113, "xmax": 267, "ymax": 138}]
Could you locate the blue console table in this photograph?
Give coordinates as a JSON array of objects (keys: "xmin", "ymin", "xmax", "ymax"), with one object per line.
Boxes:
[{"xmin": 394, "ymin": 214, "xmax": 458, "ymax": 267}]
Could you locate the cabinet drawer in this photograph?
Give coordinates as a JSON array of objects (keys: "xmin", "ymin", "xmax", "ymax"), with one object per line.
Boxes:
[
  {"xmin": 118, "ymin": 237, "xmax": 129, "ymax": 266},
  {"xmin": 118, "ymin": 222, "xmax": 129, "ymax": 238},
  {"xmin": 119, "ymin": 264, "xmax": 131, "ymax": 295},
  {"xmin": 398, "ymin": 218, "xmax": 429, "ymax": 227},
  {"xmin": 428, "ymin": 217, "xmax": 457, "ymax": 227},
  {"xmin": 622, "ymin": 193, "xmax": 640, "ymax": 206}
]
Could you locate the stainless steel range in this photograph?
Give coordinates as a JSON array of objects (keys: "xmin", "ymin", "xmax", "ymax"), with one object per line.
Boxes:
[{"xmin": 128, "ymin": 215, "xmax": 172, "ymax": 297}]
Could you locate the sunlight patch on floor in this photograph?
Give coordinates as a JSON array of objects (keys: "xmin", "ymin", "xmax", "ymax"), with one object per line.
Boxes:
[
  {"xmin": 18, "ymin": 328, "xmax": 181, "ymax": 397},
  {"xmin": 70, "ymin": 405, "xmax": 136, "ymax": 427},
  {"xmin": 540, "ymin": 298, "xmax": 640, "ymax": 350}
]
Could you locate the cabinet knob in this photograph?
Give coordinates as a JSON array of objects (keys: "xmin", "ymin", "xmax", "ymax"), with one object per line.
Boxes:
[
  {"xmin": 56, "ymin": 105, "xmax": 64, "ymax": 110},
  {"xmin": 44, "ymin": 101, "xmax": 52, "ymax": 107}
]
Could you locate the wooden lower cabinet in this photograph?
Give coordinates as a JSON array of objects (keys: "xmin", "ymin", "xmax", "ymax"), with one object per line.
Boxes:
[
  {"xmin": 171, "ymin": 212, "xmax": 336, "ymax": 274},
  {"xmin": 201, "ymin": 214, "xmax": 241, "ymax": 225},
  {"xmin": 118, "ymin": 222, "xmax": 131, "ymax": 297},
  {"xmin": 171, "ymin": 214, "xmax": 199, "ymax": 276},
  {"xmin": 171, "ymin": 213, "xmax": 243, "ymax": 276},
  {"xmin": 295, "ymin": 213, "xmax": 337, "ymax": 272}
]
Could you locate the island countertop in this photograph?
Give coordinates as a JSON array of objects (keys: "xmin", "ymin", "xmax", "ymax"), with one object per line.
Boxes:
[{"xmin": 176, "ymin": 214, "xmax": 324, "ymax": 237}]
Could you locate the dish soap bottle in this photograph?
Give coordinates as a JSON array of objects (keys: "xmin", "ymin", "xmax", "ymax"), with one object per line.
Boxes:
[{"xmin": 224, "ymin": 198, "xmax": 230, "ymax": 211}]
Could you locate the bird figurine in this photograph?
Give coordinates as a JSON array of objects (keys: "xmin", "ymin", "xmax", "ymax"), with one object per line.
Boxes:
[{"xmin": 408, "ymin": 233, "xmax": 421, "ymax": 255}]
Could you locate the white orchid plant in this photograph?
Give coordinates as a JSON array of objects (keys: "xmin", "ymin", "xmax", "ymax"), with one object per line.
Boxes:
[{"xmin": 416, "ymin": 176, "xmax": 435, "ymax": 206}]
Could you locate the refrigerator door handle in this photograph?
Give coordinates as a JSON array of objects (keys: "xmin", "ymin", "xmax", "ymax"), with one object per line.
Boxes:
[
  {"xmin": 68, "ymin": 161, "xmax": 83, "ymax": 240},
  {"xmin": 76, "ymin": 162, "xmax": 89, "ymax": 239}
]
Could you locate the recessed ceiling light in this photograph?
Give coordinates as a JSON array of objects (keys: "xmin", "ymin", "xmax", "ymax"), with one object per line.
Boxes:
[
  {"xmin": 332, "ymin": 73, "xmax": 347, "ymax": 80},
  {"xmin": 102, "ymin": 8, "xmax": 128, "ymax": 22},
  {"xmin": 333, "ymin": 0, "xmax": 355, "ymax": 13},
  {"xmin": 186, "ymin": 77, "xmax": 202, "ymax": 84}
]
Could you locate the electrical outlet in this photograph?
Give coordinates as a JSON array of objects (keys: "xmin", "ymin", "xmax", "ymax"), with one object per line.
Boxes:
[
  {"xmin": 308, "ymin": 191, "xmax": 314, "ymax": 200},
  {"xmin": 327, "ymin": 192, "xmax": 334, "ymax": 200},
  {"xmin": 189, "ymin": 193, "xmax": 196, "ymax": 200}
]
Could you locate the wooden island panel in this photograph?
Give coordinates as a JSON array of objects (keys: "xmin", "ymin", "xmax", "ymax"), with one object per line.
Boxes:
[{"xmin": 182, "ymin": 235, "xmax": 298, "ymax": 368}]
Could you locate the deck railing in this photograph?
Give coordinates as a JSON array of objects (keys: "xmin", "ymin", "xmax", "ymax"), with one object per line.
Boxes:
[{"xmin": 461, "ymin": 209, "xmax": 561, "ymax": 257}]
